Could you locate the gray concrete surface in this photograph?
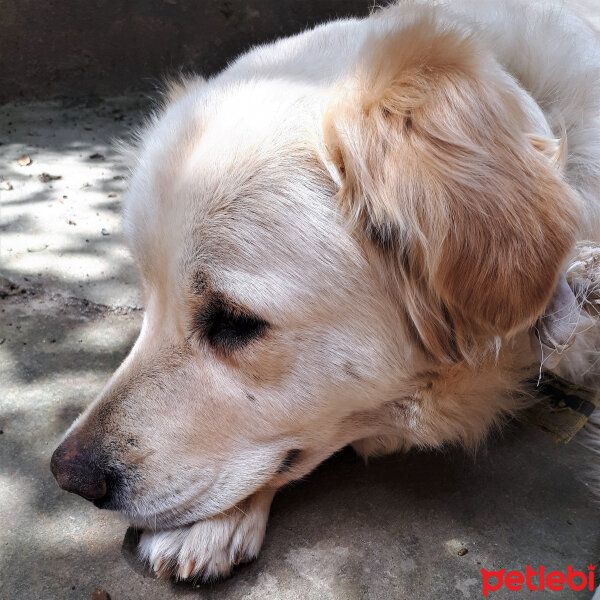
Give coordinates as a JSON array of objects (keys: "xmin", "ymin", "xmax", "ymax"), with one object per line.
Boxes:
[{"xmin": 2, "ymin": 2, "xmax": 600, "ymax": 599}]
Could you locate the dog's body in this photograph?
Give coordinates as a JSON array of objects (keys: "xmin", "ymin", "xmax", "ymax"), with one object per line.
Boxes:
[{"xmin": 51, "ymin": 0, "xmax": 600, "ymax": 582}]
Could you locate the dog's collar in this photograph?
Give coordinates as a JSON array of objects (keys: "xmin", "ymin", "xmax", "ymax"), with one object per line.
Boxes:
[{"xmin": 521, "ymin": 372, "xmax": 600, "ymax": 443}]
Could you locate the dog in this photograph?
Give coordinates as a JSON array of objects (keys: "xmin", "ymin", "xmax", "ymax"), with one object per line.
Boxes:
[{"xmin": 51, "ymin": 0, "xmax": 600, "ymax": 582}]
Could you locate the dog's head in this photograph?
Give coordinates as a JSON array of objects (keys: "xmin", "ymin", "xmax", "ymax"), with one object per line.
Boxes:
[{"xmin": 51, "ymin": 15, "xmax": 580, "ymax": 528}]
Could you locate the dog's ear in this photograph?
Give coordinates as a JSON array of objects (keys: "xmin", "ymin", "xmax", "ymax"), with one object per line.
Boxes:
[{"xmin": 324, "ymin": 18, "xmax": 581, "ymax": 361}]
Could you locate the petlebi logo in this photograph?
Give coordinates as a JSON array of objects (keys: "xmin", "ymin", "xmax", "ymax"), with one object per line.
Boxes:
[{"xmin": 481, "ymin": 564, "xmax": 596, "ymax": 596}]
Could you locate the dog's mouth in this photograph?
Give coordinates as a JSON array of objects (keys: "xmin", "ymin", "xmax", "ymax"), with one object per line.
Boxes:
[
  {"xmin": 126, "ymin": 504, "xmax": 208, "ymax": 530},
  {"xmin": 118, "ymin": 449, "xmax": 304, "ymax": 530},
  {"xmin": 275, "ymin": 448, "xmax": 302, "ymax": 474},
  {"xmin": 125, "ymin": 493, "xmax": 252, "ymax": 530}
]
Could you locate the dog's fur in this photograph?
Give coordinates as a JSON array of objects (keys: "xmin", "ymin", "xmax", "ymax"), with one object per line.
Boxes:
[{"xmin": 54, "ymin": 0, "xmax": 600, "ymax": 581}]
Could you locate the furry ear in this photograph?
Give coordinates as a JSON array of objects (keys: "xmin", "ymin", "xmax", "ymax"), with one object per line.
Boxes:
[{"xmin": 325, "ymin": 17, "xmax": 581, "ymax": 362}]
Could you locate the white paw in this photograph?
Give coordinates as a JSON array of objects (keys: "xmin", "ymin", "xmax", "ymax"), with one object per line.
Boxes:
[{"xmin": 137, "ymin": 491, "xmax": 273, "ymax": 581}]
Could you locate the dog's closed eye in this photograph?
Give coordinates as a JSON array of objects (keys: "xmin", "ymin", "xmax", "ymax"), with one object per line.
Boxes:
[{"xmin": 193, "ymin": 294, "xmax": 269, "ymax": 354}]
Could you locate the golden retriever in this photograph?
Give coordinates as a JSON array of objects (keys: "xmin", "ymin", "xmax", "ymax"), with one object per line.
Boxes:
[{"xmin": 51, "ymin": 0, "xmax": 600, "ymax": 582}]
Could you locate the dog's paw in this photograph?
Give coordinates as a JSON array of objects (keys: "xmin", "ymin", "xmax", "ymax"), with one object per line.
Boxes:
[{"xmin": 137, "ymin": 490, "xmax": 274, "ymax": 581}]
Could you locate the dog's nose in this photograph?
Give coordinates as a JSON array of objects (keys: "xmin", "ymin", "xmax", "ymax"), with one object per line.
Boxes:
[{"xmin": 50, "ymin": 435, "xmax": 107, "ymax": 501}]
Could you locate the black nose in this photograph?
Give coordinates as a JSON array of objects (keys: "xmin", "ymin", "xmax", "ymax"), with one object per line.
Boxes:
[{"xmin": 50, "ymin": 435, "xmax": 108, "ymax": 501}]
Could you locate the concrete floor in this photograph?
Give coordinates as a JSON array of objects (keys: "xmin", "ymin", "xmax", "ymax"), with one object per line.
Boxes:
[{"xmin": 3, "ymin": 4, "xmax": 600, "ymax": 597}]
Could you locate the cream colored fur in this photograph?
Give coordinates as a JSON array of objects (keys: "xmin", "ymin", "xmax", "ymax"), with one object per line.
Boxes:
[{"xmin": 57, "ymin": 0, "xmax": 600, "ymax": 582}]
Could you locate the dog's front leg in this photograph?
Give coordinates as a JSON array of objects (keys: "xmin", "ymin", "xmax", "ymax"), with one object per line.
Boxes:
[{"xmin": 138, "ymin": 488, "xmax": 275, "ymax": 581}]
